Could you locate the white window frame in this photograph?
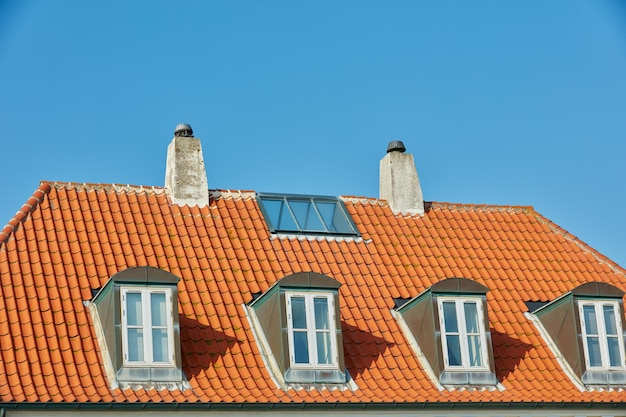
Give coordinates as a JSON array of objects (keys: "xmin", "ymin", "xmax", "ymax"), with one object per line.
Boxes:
[
  {"xmin": 121, "ymin": 287, "xmax": 175, "ymax": 367},
  {"xmin": 579, "ymin": 300, "xmax": 626, "ymax": 370},
  {"xmin": 285, "ymin": 292, "xmax": 338, "ymax": 369},
  {"xmin": 437, "ymin": 297, "xmax": 490, "ymax": 371}
]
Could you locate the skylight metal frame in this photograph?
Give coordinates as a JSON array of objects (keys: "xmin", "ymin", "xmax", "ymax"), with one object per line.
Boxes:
[{"xmin": 257, "ymin": 192, "xmax": 360, "ymax": 237}]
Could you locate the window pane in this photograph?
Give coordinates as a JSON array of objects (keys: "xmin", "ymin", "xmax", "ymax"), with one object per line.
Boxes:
[
  {"xmin": 151, "ymin": 293, "xmax": 167, "ymax": 326},
  {"xmin": 126, "ymin": 292, "xmax": 142, "ymax": 326},
  {"xmin": 603, "ymin": 305, "xmax": 618, "ymax": 335},
  {"xmin": 152, "ymin": 329, "xmax": 170, "ymax": 362},
  {"xmin": 293, "ymin": 331, "xmax": 309, "ymax": 364},
  {"xmin": 291, "ymin": 297, "xmax": 307, "ymax": 329},
  {"xmin": 587, "ymin": 336, "xmax": 602, "ymax": 367},
  {"xmin": 314, "ymin": 297, "xmax": 329, "ymax": 330},
  {"xmin": 289, "ymin": 200, "xmax": 325, "ymax": 232},
  {"xmin": 446, "ymin": 335, "xmax": 462, "ymax": 366},
  {"xmin": 316, "ymin": 332, "xmax": 332, "ymax": 364},
  {"xmin": 464, "ymin": 302, "xmax": 479, "ymax": 333},
  {"xmin": 442, "ymin": 302, "xmax": 458, "ymax": 333},
  {"xmin": 261, "ymin": 198, "xmax": 298, "ymax": 231},
  {"xmin": 316, "ymin": 201, "xmax": 352, "ymax": 234},
  {"xmin": 127, "ymin": 329, "xmax": 144, "ymax": 361},
  {"xmin": 467, "ymin": 335, "xmax": 483, "ymax": 367},
  {"xmin": 607, "ymin": 337, "xmax": 622, "ymax": 367},
  {"xmin": 583, "ymin": 305, "xmax": 598, "ymax": 335}
]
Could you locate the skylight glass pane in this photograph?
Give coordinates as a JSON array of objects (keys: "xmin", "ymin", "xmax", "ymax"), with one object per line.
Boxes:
[
  {"xmin": 315, "ymin": 201, "xmax": 353, "ymax": 234},
  {"xmin": 261, "ymin": 197, "xmax": 298, "ymax": 231},
  {"xmin": 289, "ymin": 200, "xmax": 325, "ymax": 232},
  {"xmin": 258, "ymin": 194, "xmax": 359, "ymax": 236}
]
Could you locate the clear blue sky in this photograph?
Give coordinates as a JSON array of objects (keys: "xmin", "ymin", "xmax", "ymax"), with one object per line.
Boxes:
[{"xmin": 1, "ymin": 1, "xmax": 625, "ymax": 267}]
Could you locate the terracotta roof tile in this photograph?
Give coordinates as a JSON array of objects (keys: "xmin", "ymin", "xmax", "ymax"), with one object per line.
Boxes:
[{"xmin": 1, "ymin": 182, "xmax": 626, "ymax": 406}]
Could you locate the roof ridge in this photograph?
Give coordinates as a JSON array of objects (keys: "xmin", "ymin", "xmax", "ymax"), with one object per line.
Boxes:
[
  {"xmin": 0, "ymin": 181, "xmax": 51, "ymax": 246},
  {"xmin": 340, "ymin": 195, "xmax": 386, "ymax": 205},
  {"xmin": 427, "ymin": 201, "xmax": 536, "ymax": 213},
  {"xmin": 210, "ymin": 189, "xmax": 257, "ymax": 200},
  {"xmin": 341, "ymin": 197, "xmax": 536, "ymax": 213},
  {"xmin": 46, "ymin": 180, "xmax": 166, "ymax": 193}
]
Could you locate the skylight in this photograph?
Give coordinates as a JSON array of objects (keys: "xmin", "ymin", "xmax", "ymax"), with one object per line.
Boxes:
[{"xmin": 257, "ymin": 193, "xmax": 360, "ymax": 237}]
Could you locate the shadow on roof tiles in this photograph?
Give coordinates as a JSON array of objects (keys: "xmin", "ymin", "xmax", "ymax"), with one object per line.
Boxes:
[
  {"xmin": 490, "ymin": 327, "xmax": 533, "ymax": 382},
  {"xmin": 179, "ymin": 315, "xmax": 240, "ymax": 379},
  {"xmin": 342, "ymin": 321, "xmax": 395, "ymax": 379}
]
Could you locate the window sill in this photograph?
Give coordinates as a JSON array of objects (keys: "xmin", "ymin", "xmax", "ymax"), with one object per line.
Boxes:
[
  {"xmin": 582, "ymin": 369, "xmax": 626, "ymax": 387},
  {"xmin": 439, "ymin": 370, "xmax": 499, "ymax": 386},
  {"xmin": 284, "ymin": 368, "xmax": 347, "ymax": 385}
]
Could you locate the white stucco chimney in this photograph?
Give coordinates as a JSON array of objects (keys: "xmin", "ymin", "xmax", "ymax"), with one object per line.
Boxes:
[
  {"xmin": 164, "ymin": 123, "xmax": 209, "ymax": 207},
  {"xmin": 379, "ymin": 140, "xmax": 424, "ymax": 216}
]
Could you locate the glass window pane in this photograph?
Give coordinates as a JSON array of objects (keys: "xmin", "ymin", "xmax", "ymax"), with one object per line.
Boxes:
[
  {"xmin": 261, "ymin": 198, "xmax": 298, "ymax": 231},
  {"xmin": 467, "ymin": 335, "xmax": 483, "ymax": 367},
  {"xmin": 603, "ymin": 305, "xmax": 618, "ymax": 335},
  {"xmin": 316, "ymin": 332, "xmax": 332, "ymax": 364},
  {"xmin": 289, "ymin": 200, "xmax": 325, "ymax": 232},
  {"xmin": 314, "ymin": 297, "xmax": 329, "ymax": 330},
  {"xmin": 127, "ymin": 329, "xmax": 144, "ymax": 362},
  {"xmin": 587, "ymin": 336, "xmax": 602, "ymax": 367},
  {"xmin": 442, "ymin": 302, "xmax": 458, "ymax": 333},
  {"xmin": 151, "ymin": 293, "xmax": 167, "ymax": 326},
  {"xmin": 446, "ymin": 335, "xmax": 462, "ymax": 366},
  {"xmin": 126, "ymin": 292, "xmax": 142, "ymax": 326},
  {"xmin": 607, "ymin": 337, "xmax": 622, "ymax": 367},
  {"xmin": 259, "ymin": 194, "xmax": 359, "ymax": 236},
  {"xmin": 152, "ymin": 329, "xmax": 170, "ymax": 362},
  {"xmin": 316, "ymin": 201, "xmax": 352, "ymax": 234},
  {"xmin": 583, "ymin": 305, "xmax": 598, "ymax": 335},
  {"xmin": 464, "ymin": 302, "xmax": 479, "ymax": 333},
  {"xmin": 293, "ymin": 331, "xmax": 309, "ymax": 364},
  {"xmin": 291, "ymin": 297, "xmax": 307, "ymax": 329}
]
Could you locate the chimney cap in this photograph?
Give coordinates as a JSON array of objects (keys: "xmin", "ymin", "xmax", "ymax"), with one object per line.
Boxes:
[
  {"xmin": 174, "ymin": 123, "xmax": 194, "ymax": 137},
  {"xmin": 387, "ymin": 140, "xmax": 406, "ymax": 153}
]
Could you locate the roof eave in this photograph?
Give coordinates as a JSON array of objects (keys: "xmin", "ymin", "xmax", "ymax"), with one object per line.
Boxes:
[{"xmin": 2, "ymin": 401, "xmax": 626, "ymax": 413}]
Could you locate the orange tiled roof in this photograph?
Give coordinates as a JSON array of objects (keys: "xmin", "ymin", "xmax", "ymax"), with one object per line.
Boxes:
[{"xmin": 0, "ymin": 181, "xmax": 625, "ymax": 407}]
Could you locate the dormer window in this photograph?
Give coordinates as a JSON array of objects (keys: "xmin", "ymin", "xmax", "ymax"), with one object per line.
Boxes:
[
  {"xmin": 257, "ymin": 193, "xmax": 360, "ymax": 237},
  {"xmin": 530, "ymin": 282, "xmax": 626, "ymax": 389},
  {"xmin": 438, "ymin": 297, "xmax": 489, "ymax": 371},
  {"xmin": 245, "ymin": 272, "xmax": 351, "ymax": 388},
  {"xmin": 393, "ymin": 278, "xmax": 499, "ymax": 389},
  {"xmin": 580, "ymin": 300, "xmax": 625, "ymax": 370},
  {"xmin": 89, "ymin": 266, "xmax": 185, "ymax": 389},
  {"xmin": 121, "ymin": 288, "xmax": 175, "ymax": 366},
  {"xmin": 286, "ymin": 292, "xmax": 338, "ymax": 368}
]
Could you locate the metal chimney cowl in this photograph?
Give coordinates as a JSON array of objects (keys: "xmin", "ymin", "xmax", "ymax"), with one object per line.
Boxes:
[{"xmin": 164, "ymin": 124, "xmax": 209, "ymax": 208}]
